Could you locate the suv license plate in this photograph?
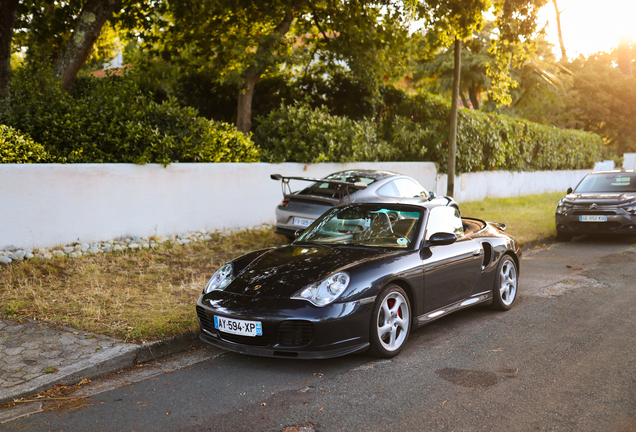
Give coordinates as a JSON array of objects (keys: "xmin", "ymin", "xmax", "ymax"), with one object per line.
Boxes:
[
  {"xmin": 579, "ymin": 215, "xmax": 607, "ymax": 222},
  {"xmin": 293, "ymin": 217, "xmax": 314, "ymax": 227},
  {"xmin": 214, "ymin": 316, "xmax": 262, "ymax": 337}
]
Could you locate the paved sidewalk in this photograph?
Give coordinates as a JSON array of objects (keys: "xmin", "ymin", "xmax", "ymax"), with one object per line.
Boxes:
[{"xmin": 0, "ymin": 318, "xmax": 199, "ymax": 405}]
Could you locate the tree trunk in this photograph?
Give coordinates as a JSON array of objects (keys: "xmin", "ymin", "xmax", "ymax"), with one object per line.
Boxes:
[
  {"xmin": 236, "ymin": 1, "xmax": 298, "ymax": 134},
  {"xmin": 552, "ymin": 0, "xmax": 567, "ymax": 61},
  {"xmin": 447, "ymin": 38, "xmax": 461, "ymax": 198},
  {"xmin": 460, "ymin": 91, "xmax": 469, "ymax": 110},
  {"xmin": 0, "ymin": 0, "xmax": 19, "ymax": 99},
  {"xmin": 468, "ymin": 81, "xmax": 480, "ymax": 110},
  {"xmin": 237, "ymin": 69, "xmax": 260, "ymax": 134},
  {"xmin": 52, "ymin": 0, "xmax": 121, "ymax": 92}
]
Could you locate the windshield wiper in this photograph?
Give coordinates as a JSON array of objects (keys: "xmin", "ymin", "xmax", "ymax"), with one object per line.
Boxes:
[{"xmin": 293, "ymin": 241, "xmax": 332, "ymax": 248}]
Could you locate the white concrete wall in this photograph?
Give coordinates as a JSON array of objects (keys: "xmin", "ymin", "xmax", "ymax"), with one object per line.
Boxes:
[
  {"xmin": 624, "ymin": 153, "xmax": 636, "ymax": 170},
  {"xmin": 0, "ymin": 162, "xmax": 437, "ymax": 250},
  {"xmin": 435, "ymin": 169, "xmax": 591, "ymax": 203},
  {"xmin": 594, "ymin": 160, "xmax": 615, "ymax": 171}
]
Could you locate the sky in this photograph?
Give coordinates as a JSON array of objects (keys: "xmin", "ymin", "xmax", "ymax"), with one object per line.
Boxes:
[{"xmin": 538, "ymin": 0, "xmax": 636, "ymax": 59}]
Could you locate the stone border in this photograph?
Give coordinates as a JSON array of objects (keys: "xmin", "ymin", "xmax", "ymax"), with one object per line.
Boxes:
[{"xmin": 0, "ymin": 229, "xmax": 239, "ymax": 264}]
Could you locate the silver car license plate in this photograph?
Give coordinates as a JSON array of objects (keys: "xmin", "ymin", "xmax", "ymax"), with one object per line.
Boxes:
[
  {"xmin": 579, "ymin": 215, "xmax": 607, "ymax": 222},
  {"xmin": 293, "ymin": 217, "xmax": 314, "ymax": 227},
  {"xmin": 214, "ymin": 316, "xmax": 262, "ymax": 337}
]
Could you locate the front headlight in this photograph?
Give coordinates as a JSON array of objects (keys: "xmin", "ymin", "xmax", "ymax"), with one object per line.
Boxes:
[
  {"xmin": 555, "ymin": 200, "xmax": 572, "ymax": 215},
  {"xmin": 292, "ymin": 272, "xmax": 350, "ymax": 307},
  {"xmin": 204, "ymin": 263, "xmax": 234, "ymax": 293}
]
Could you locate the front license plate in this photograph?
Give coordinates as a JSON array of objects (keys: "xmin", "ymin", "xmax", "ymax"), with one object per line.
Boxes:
[
  {"xmin": 579, "ymin": 215, "xmax": 607, "ymax": 222},
  {"xmin": 293, "ymin": 217, "xmax": 314, "ymax": 227},
  {"xmin": 214, "ymin": 316, "xmax": 262, "ymax": 337}
]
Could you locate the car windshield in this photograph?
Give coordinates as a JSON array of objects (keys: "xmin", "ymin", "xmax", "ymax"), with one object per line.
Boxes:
[
  {"xmin": 575, "ymin": 173, "xmax": 636, "ymax": 193},
  {"xmin": 296, "ymin": 206, "xmax": 423, "ymax": 248}
]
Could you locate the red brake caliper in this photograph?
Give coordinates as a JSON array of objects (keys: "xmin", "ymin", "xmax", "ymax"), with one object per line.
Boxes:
[{"xmin": 387, "ymin": 298, "xmax": 402, "ymax": 318}]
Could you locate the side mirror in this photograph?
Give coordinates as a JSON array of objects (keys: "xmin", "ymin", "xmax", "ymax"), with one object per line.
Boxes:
[
  {"xmin": 428, "ymin": 232, "xmax": 457, "ymax": 246},
  {"xmin": 294, "ymin": 229, "xmax": 305, "ymax": 238},
  {"xmin": 427, "ymin": 191, "xmax": 437, "ymax": 201},
  {"xmin": 566, "ymin": 187, "xmax": 573, "ymax": 194}
]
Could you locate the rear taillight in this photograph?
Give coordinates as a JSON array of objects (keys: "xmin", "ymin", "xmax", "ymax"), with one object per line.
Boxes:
[{"xmin": 280, "ymin": 200, "xmax": 289, "ymax": 207}]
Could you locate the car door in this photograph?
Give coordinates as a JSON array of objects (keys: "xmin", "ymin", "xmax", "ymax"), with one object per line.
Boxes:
[{"xmin": 421, "ymin": 207, "xmax": 483, "ymax": 312}]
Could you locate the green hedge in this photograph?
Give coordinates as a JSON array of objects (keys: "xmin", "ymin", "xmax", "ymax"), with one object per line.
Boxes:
[
  {"xmin": 253, "ymin": 92, "xmax": 602, "ymax": 172},
  {"xmin": 384, "ymin": 92, "xmax": 604, "ymax": 173},
  {"xmin": 0, "ymin": 125, "xmax": 51, "ymax": 163},
  {"xmin": 254, "ymin": 102, "xmax": 390, "ymax": 163},
  {"xmin": 0, "ymin": 65, "xmax": 602, "ymax": 171},
  {"xmin": 0, "ymin": 66, "xmax": 259, "ymax": 165}
]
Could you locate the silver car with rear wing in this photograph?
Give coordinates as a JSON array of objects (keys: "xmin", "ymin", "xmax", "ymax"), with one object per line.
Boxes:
[{"xmin": 271, "ymin": 169, "xmax": 460, "ymax": 239}]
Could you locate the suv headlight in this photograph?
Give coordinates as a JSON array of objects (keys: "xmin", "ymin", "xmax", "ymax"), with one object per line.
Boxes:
[
  {"xmin": 555, "ymin": 200, "xmax": 573, "ymax": 215},
  {"xmin": 292, "ymin": 272, "xmax": 350, "ymax": 307},
  {"xmin": 204, "ymin": 263, "xmax": 234, "ymax": 293}
]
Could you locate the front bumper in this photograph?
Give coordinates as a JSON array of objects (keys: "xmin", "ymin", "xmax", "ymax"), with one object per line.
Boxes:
[
  {"xmin": 555, "ymin": 212, "xmax": 636, "ymax": 235},
  {"xmin": 195, "ymin": 293, "xmax": 373, "ymax": 359}
]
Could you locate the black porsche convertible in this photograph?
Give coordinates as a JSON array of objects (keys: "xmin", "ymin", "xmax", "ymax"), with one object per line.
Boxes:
[{"xmin": 196, "ymin": 202, "xmax": 521, "ymax": 359}]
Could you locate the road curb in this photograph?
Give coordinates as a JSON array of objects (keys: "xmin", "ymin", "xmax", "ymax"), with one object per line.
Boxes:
[
  {"xmin": 1, "ymin": 329, "xmax": 203, "ymax": 406},
  {"xmin": 135, "ymin": 330, "xmax": 202, "ymax": 364}
]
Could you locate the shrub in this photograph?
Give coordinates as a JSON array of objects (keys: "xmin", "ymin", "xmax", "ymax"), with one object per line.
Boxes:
[
  {"xmin": 380, "ymin": 90, "xmax": 603, "ymax": 173},
  {"xmin": 0, "ymin": 65, "xmax": 259, "ymax": 165},
  {"xmin": 254, "ymin": 102, "xmax": 390, "ymax": 163},
  {"xmin": 0, "ymin": 125, "xmax": 51, "ymax": 163}
]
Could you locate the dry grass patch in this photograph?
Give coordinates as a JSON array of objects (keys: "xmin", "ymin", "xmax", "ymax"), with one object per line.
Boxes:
[
  {"xmin": 0, "ymin": 193, "xmax": 564, "ymax": 341},
  {"xmin": 0, "ymin": 228, "xmax": 286, "ymax": 342},
  {"xmin": 460, "ymin": 192, "xmax": 563, "ymax": 245}
]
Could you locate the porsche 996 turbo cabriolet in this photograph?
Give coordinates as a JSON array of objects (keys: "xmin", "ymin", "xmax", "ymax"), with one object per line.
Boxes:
[{"xmin": 196, "ymin": 202, "xmax": 520, "ymax": 359}]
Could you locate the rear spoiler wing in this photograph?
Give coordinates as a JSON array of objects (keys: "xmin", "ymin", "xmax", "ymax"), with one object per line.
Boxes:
[{"xmin": 270, "ymin": 174, "xmax": 368, "ymax": 203}]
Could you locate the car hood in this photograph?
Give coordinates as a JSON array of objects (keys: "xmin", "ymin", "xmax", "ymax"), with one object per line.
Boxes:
[
  {"xmin": 225, "ymin": 244, "xmax": 399, "ymax": 298},
  {"xmin": 563, "ymin": 192, "xmax": 636, "ymax": 206}
]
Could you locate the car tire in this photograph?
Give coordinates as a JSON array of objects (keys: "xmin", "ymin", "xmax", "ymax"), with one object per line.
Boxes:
[
  {"xmin": 368, "ymin": 284, "xmax": 411, "ymax": 358},
  {"xmin": 556, "ymin": 231, "xmax": 573, "ymax": 242},
  {"xmin": 491, "ymin": 255, "xmax": 518, "ymax": 311}
]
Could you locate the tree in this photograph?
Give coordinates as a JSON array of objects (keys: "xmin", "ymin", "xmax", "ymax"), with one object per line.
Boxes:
[
  {"xmin": 552, "ymin": 0, "xmax": 567, "ymax": 60},
  {"xmin": 0, "ymin": 0, "xmax": 19, "ymax": 98},
  {"xmin": 416, "ymin": 21, "xmax": 496, "ymax": 109},
  {"xmin": 147, "ymin": 0, "xmax": 416, "ymax": 133},
  {"xmin": 418, "ymin": 0, "xmax": 488, "ymax": 195},
  {"xmin": 52, "ymin": 0, "xmax": 122, "ymax": 91},
  {"xmin": 419, "ymin": 0, "xmax": 548, "ymax": 195},
  {"xmin": 558, "ymin": 49, "xmax": 636, "ymax": 154},
  {"xmin": 10, "ymin": 0, "xmax": 148, "ymax": 91}
]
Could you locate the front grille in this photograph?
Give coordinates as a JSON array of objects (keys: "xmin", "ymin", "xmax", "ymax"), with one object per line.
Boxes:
[
  {"xmin": 278, "ymin": 320, "xmax": 314, "ymax": 347},
  {"xmin": 219, "ymin": 333, "xmax": 272, "ymax": 346},
  {"xmin": 572, "ymin": 210, "xmax": 617, "ymax": 215},
  {"xmin": 196, "ymin": 306, "xmax": 215, "ymax": 333},
  {"xmin": 571, "ymin": 221, "xmax": 621, "ymax": 230}
]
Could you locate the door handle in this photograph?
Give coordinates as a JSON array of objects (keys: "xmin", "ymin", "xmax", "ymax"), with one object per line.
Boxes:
[{"xmin": 472, "ymin": 249, "xmax": 482, "ymax": 256}]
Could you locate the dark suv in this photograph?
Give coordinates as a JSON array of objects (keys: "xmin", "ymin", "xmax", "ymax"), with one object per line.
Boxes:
[{"xmin": 555, "ymin": 170, "xmax": 636, "ymax": 241}]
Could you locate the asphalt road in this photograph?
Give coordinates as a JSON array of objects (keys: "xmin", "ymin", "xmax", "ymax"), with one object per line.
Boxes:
[{"xmin": 3, "ymin": 236, "xmax": 636, "ymax": 432}]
